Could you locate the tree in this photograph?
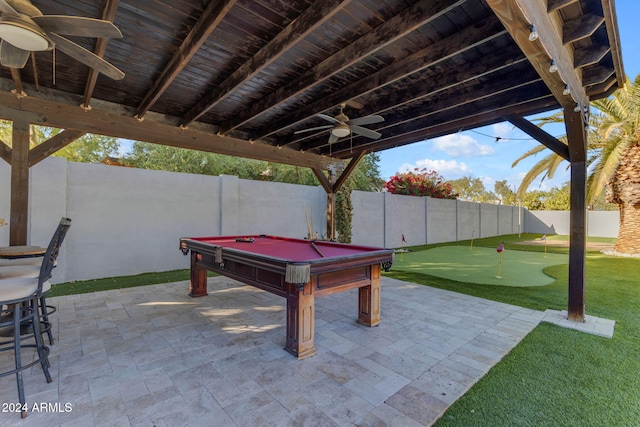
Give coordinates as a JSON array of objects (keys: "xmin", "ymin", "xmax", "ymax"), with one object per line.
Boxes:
[
  {"xmin": 449, "ymin": 176, "xmax": 495, "ymax": 202},
  {"xmin": 384, "ymin": 168, "xmax": 458, "ymax": 199},
  {"xmin": 494, "ymin": 180, "xmax": 516, "ymax": 205},
  {"xmin": 512, "ymin": 74, "xmax": 640, "ymax": 254}
]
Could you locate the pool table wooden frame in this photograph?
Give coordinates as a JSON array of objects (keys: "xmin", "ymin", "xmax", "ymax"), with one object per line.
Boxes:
[{"xmin": 179, "ymin": 235, "xmax": 393, "ymax": 359}]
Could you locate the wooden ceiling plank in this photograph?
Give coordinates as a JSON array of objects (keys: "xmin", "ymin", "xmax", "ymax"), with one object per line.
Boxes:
[
  {"xmin": 9, "ymin": 68, "xmax": 25, "ymax": 97},
  {"xmin": 562, "ymin": 14, "xmax": 605, "ymax": 45},
  {"xmin": 180, "ymin": 0, "xmax": 353, "ymax": 127},
  {"xmin": 29, "ymin": 129, "xmax": 86, "ymax": 167},
  {"xmin": 547, "ymin": 0, "xmax": 579, "ymax": 13},
  {"xmin": 573, "ymin": 44, "xmax": 610, "ymax": 68},
  {"xmin": 506, "ymin": 114, "xmax": 569, "ymax": 160},
  {"xmin": 0, "ymin": 140, "xmax": 10, "ymax": 164},
  {"xmin": 134, "ymin": 0, "xmax": 238, "ymax": 119},
  {"xmin": 0, "ymin": 88, "xmax": 332, "ymax": 170},
  {"xmin": 486, "ymin": 0, "xmax": 588, "ymax": 110},
  {"xmin": 256, "ymin": 15, "xmax": 507, "ymax": 140},
  {"xmin": 83, "ymin": 0, "xmax": 121, "ymax": 109},
  {"xmin": 222, "ymin": 0, "xmax": 468, "ymax": 133},
  {"xmin": 581, "ymin": 65, "xmax": 614, "ymax": 86}
]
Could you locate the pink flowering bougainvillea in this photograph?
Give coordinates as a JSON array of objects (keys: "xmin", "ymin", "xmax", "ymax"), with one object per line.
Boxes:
[{"xmin": 384, "ymin": 168, "xmax": 458, "ymax": 199}]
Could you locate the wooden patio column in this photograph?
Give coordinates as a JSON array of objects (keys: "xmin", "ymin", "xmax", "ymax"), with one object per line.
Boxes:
[
  {"xmin": 565, "ymin": 106, "xmax": 588, "ymax": 322},
  {"xmin": 9, "ymin": 117, "xmax": 30, "ymax": 246}
]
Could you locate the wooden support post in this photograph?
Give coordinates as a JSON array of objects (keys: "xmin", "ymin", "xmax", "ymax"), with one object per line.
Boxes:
[
  {"xmin": 565, "ymin": 106, "xmax": 587, "ymax": 322},
  {"xmin": 10, "ymin": 118, "xmax": 30, "ymax": 246}
]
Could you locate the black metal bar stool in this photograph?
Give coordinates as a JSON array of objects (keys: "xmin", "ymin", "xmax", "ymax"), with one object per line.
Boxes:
[{"xmin": 0, "ymin": 218, "xmax": 71, "ymax": 418}]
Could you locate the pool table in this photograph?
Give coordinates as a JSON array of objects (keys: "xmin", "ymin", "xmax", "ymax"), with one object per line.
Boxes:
[{"xmin": 179, "ymin": 235, "xmax": 393, "ymax": 359}]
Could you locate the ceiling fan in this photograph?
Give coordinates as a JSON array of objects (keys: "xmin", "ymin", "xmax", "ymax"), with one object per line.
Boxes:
[
  {"xmin": 0, "ymin": 0, "xmax": 124, "ymax": 80},
  {"xmin": 294, "ymin": 103, "xmax": 384, "ymax": 144}
]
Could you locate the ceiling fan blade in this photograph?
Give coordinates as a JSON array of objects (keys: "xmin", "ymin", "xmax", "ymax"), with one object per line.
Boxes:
[
  {"xmin": 317, "ymin": 113, "xmax": 341, "ymax": 124},
  {"xmin": 0, "ymin": 0, "xmax": 20, "ymax": 16},
  {"xmin": 328, "ymin": 133, "xmax": 339, "ymax": 144},
  {"xmin": 351, "ymin": 125, "xmax": 381, "ymax": 140},
  {"xmin": 0, "ymin": 40, "xmax": 30, "ymax": 68},
  {"xmin": 48, "ymin": 33, "xmax": 124, "ymax": 80},
  {"xmin": 33, "ymin": 16, "xmax": 123, "ymax": 38},
  {"xmin": 294, "ymin": 125, "xmax": 332, "ymax": 134},
  {"xmin": 348, "ymin": 115, "xmax": 384, "ymax": 126}
]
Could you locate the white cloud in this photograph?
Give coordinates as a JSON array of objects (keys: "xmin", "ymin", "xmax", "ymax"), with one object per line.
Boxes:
[
  {"xmin": 398, "ymin": 159, "xmax": 470, "ymax": 178},
  {"xmin": 491, "ymin": 122, "xmax": 513, "ymax": 139},
  {"xmin": 431, "ymin": 134, "xmax": 494, "ymax": 157}
]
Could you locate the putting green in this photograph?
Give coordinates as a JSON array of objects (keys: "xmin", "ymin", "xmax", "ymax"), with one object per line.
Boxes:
[{"xmin": 393, "ymin": 246, "xmax": 568, "ymax": 287}]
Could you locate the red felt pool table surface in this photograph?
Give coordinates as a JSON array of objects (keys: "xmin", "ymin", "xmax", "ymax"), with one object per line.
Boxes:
[{"xmin": 186, "ymin": 235, "xmax": 387, "ymax": 262}]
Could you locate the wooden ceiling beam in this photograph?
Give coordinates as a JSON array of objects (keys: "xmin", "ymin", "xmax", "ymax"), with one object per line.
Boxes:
[
  {"xmin": 82, "ymin": 0, "xmax": 120, "ymax": 109},
  {"xmin": 9, "ymin": 68, "xmax": 25, "ymax": 98},
  {"xmin": 0, "ymin": 87, "xmax": 333, "ymax": 170},
  {"xmin": 221, "ymin": 0, "xmax": 467, "ymax": 133},
  {"xmin": 134, "ymin": 0, "xmax": 237, "ymax": 119},
  {"xmin": 256, "ymin": 15, "xmax": 507, "ymax": 140},
  {"xmin": 180, "ymin": 0, "xmax": 353, "ymax": 127},
  {"xmin": 29, "ymin": 129, "xmax": 86, "ymax": 167},
  {"xmin": 486, "ymin": 0, "xmax": 588, "ymax": 110}
]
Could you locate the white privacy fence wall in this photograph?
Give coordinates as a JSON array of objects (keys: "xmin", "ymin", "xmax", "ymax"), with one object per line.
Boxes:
[{"xmin": 0, "ymin": 157, "xmax": 618, "ymax": 283}]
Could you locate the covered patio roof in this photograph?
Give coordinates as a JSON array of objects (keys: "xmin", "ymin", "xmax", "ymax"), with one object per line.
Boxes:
[{"xmin": 0, "ymin": 0, "xmax": 625, "ymax": 321}]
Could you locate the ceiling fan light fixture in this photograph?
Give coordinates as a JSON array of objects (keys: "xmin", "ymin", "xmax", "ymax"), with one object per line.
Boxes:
[
  {"xmin": 331, "ymin": 123, "xmax": 350, "ymax": 138},
  {"xmin": 0, "ymin": 15, "xmax": 50, "ymax": 51}
]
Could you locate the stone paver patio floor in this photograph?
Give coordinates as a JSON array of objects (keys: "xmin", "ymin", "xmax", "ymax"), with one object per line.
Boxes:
[{"xmin": 0, "ymin": 276, "xmax": 606, "ymax": 426}]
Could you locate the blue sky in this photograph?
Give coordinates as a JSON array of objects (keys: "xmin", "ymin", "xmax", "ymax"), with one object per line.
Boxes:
[{"xmin": 377, "ymin": 1, "xmax": 640, "ymax": 192}]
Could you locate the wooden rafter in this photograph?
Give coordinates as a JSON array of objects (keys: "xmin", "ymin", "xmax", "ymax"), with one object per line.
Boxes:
[
  {"xmin": 258, "ymin": 15, "xmax": 507, "ymax": 141},
  {"xmin": 486, "ymin": 0, "xmax": 588, "ymax": 110},
  {"xmin": 574, "ymin": 44, "xmax": 610, "ymax": 68},
  {"xmin": 134, "ymin": 0, "xmax": 237, "ymax": 119},
  {"xmin": 179, "ymin": 0, "xmax": 353, "ymax": 127},
  {"xmin": 221, "ymin": 0, "xmax": 467, "ymax": 133},
  {"xmin": 0, "ymin": 85, "xmax": 333, "ymax": 170},
  {"xmin": 82, "ymin": 0, "xmax": 121, "ymax": 109},
  {"xmin": 9, "ymin": 68, "xmax": 25, "ymax": 97}
]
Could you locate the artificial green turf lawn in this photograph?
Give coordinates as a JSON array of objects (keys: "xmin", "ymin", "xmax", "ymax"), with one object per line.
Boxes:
[
  {"xmin": 394, "ymin": 246, "xmax": 567, "ymax": 286},
  {"xmin": 387, "ymin": 235, "xmax": 640, "ymax": 427}
]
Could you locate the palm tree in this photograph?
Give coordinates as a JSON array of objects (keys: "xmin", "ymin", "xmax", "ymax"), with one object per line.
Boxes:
[{"xmin": 513, "ymin": 74, "xmax": 640, "ymax": 254}]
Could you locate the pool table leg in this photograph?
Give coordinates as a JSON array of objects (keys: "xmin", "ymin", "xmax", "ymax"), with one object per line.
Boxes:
[
  {"xmin": 358, "ymin": 264, "xmax": 381, "ymax": 326},
  {"xmin": 188, "ymin": 251, "xmax": 208, "ymax": 297},
  {"xmin": 285, "ymin": 280, "xmax": 316, "ymax": 359}
]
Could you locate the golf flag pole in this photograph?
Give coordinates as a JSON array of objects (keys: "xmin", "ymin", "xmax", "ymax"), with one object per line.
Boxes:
[
  {"xmin": 541, "ymin": 234, "xmax": 547, "ymax": 257},
  {"xmin": 400, "ymin": 234, "xmax": 406, "ymax": 261},
  {"xmin": 496, "ymin": 242, "xmax": 504, "ymax": 279},
  {"xmin": 470, "ymin": 230, "xmax": 475, "ymax": 250}
]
